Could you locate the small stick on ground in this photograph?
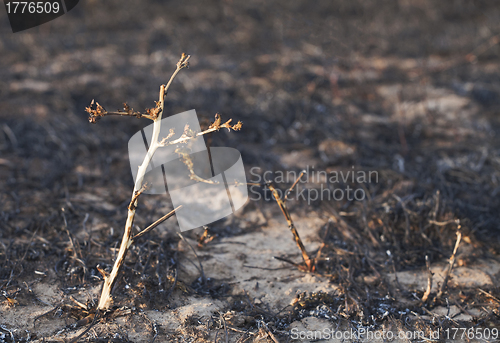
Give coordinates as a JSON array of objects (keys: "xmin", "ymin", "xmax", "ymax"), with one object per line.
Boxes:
[
  {"xmin": 267, "ymin": 171, "xmax": 313, "ymax": 272},
  {"xmin": 68, "ymin": 311, "xmax": 101, "ymax": 343},
  {"xmin": 478, "ymin": 288, "xmax": 500, "ymax": 304},
  {"xmin": 421, "ymin": 255, "xmax": 433, "ymax": 303},
  {"xmin": 437, "ymin": 225, "xmax": 462, "ymax": 299},
  {"xmin": 132, "ymin": 206, "xmax": 181, "ymax": 242},
  {"xmin": 466, "ymin": 34, "xmax": 500, "ymax": 63},
  {"xmin": 284, "ymin": 170, "xmax": 306, "ymax": 201}
]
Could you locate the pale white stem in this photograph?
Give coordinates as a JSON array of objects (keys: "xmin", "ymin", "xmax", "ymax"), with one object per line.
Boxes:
[
  {"xmin": 159, "ymin": 126, "xmax": 219, "ymax": 147},
  {"xmin": 97, "ymin": 55, "xmax": 190, "ymax": 311},
  {"xmin": 158, "ymin": 119, "xmax": 238, "ymax": 147},
  {"xmin": 97, "ymin": 86, "xmax": 165, "ymax": 311}
]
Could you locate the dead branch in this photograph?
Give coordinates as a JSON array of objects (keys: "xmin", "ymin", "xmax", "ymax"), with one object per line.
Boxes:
[
  {"xmin": 466, "ymin": 34, "xmax": 500, "ymax": 63},
  {"xmin": 231, "ymin": 174, "xmax": 313, "ymax": 272},
  {"xmin": 95, "ymin": 54, "xmax": 190, "ymax": 312},
  {"xmin": 267, "ymin": 180, "xmax": 313, "ymax": 272},
  {"xmin": 87, "ymin": 53, "xmax": 242, "ymax": 315},
  {"xmin": 421, "ymin": 255, "xmax": 433, "ymax": 303},
  {"xmin": 85, "ymin": 101, "xmax": 160, "ymax": 123},
  {"xmin": 86, "ymin": 53, "xmax": 191, "ymax": 124},
  {"xmin": 175, "ymin": 146, "xmax": 219, "ymax": 184},
  {"xmin": 158, "ymin": 113, "xmax": 242, "ymax": 184},
  {"xmin": 158, "ymin": 113, "xmax": 242, "ymax": 147},
  {"xmin": 284, "ymin": 170, "xmax": 305, "ymax": 201},
  {"xmin": 437, "ymin": 225, "xmax": 462, "ymax": 299},
  {"xmin": 128, "ymin": 182, "xmax": 150, "ymax": 211},
  {"xmin": 132, "ymin": 206, "xmax": 181, "ymax": 242}
]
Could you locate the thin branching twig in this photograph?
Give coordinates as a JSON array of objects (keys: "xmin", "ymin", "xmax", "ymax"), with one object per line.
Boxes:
[
  {"xmin": 86, "ymin": 53, "xmax": 242, "ymax": 315},
  {"xmin": 266, "ymin": 172, "xmax": 314, "ymax": 272},
  {"xmin": 93, "ymin": 54, "xmax": 191, "ymax": 312},
  {"xmin": 421, "ymin": 255, "xmax": 433, "ymax": 303},
  {"xmin": 437, "ymin": 224, "xmax": 462, "ymax": 299}
]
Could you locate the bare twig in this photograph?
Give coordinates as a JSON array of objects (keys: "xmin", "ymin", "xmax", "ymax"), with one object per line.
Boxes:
[
  {"xmin": 128, "ymin": 183, "xmax": 150, "ymax": 211},
  {"xmin": 233, "ymin": 173, "xmax": 312, "ymax": 271},
  {"xmin": 267, "ymin": 179, "xmax": 313, "ymax": 272},
  {"xmin": 175, "ymin": 146, "xmax": 219, "ymax": 184},
  {"xmin": 466, "ymin": 34, "xmax": 500, "ymax": 63},
  {"xmin": 428, "ymin": 219, "xmax": 460, "ymax": 226},
  {"xmin": 132, "ymin": 206, "xmax": 181, "ymax": 242},
  {"xmin": 219, "ymin": 313, "xmax": 229, "ymax": 343},
  {"xmin": 478, "ymin": 288, "xmax": 500, "ymax": 304},
  {"xmin": 85, "ymin": 101, "xmax": 159, "ymax": 123},
  {"xmin": 158, "ymin": 113, "xmax": 241, "ymax": 147},
  {"xmin": 262, "ymin": 322, "xmax": 280, "ymax": 343},
  {"xmin": 421, "ymin": 255, "xmax": 433, "ymax": 303},
  {"xmin": 162, "ymin": 114, "xmax": 242, "ymax": 184},
  {"xmin": 284, "ymin": 170, "xmax": 306, "ymax": 201},
  {"xmin": 96, "ymin": 54, "xmax": 190, "ymax": 311},
  {"xmin": 86, "ymin": 54, "xmax": 192, "ymax": 124},
  {"xmin": 437, "ymin": 226, "xmax": 462, "ymax": 299},
  {"xmin": 88, "ymin": 53, "xmax": 242, "ymax": 313},
  {"xmin": 68, "ymin": 311, "xmax": 101, "ymax": 343}
]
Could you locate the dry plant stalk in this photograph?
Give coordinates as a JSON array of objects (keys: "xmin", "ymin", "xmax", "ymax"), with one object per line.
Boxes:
[
  {"xmin": 437, "ymin": 225, "xmax": 462, "ymax": 299},
  {"xmin": 241, "ymin": 171, "xmax": 315, "ymax": 272},
  {"xmin": 266, "ymin": 171, "xmax": 315, "ymax": 272},
  {"xmin": 86, "ymin": 53, "xmax": 242, "ymax": 312},
  {"xmin": 421, "ymin": 255, "xmax": 433, "ymax": 303}
]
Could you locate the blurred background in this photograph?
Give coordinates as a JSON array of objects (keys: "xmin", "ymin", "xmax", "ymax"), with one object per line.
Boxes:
[
  {"xmin": 1, "ymin": 0, "xmax": 499, "ymax": 239},
  {"xmin": 1, "ymin": 0, "xmax": 500, "ymax": 339}
]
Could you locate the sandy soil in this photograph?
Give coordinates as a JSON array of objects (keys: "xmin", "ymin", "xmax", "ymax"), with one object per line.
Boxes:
[{"xmin": 2, "ymin": 212, "xmax": 499, "ymax": 342}]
